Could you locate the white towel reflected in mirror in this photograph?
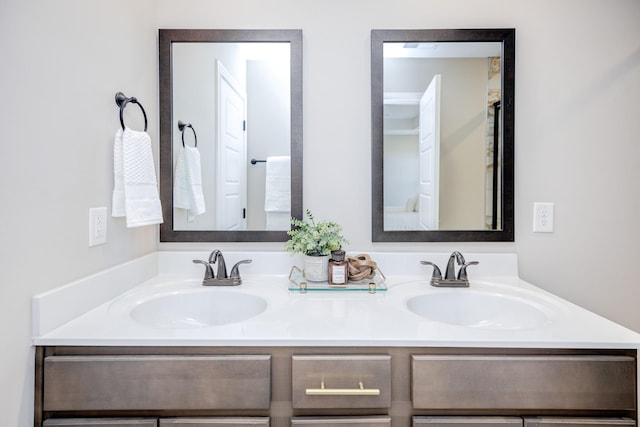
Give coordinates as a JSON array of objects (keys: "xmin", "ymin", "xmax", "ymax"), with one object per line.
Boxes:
[{"xmin": 264, "ymin": 156, "xmax": 291, "ymax": 230}]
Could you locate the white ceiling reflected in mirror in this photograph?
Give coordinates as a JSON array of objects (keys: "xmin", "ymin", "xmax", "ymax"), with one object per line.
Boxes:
[
  {"xmin": 372, "ymin": 29, "xmax": 515, "ymax": 242},
  {"xmin": 159, "ymin": 29, "xmax": 303, "ymax": 242}
]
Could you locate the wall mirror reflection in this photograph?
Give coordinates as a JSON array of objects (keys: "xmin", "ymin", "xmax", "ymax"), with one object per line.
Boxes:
[
  {"xmin": 372, "ymin": 29, "xmax": 515, "ymax": 242},
  {"xmin": 159, "ymin": 29, "xmax": 303, "ymax": 242}
]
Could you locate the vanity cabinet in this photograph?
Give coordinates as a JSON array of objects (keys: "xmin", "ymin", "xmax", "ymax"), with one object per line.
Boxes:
[{"xmin": 35, "ymin": 347, "xmax": 637, "ymax": 427}]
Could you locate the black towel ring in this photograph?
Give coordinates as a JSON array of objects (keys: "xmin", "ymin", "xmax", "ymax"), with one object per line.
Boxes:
[
  {"xmin": 178, "ymin": 120, "xmax": 198, "ymax": 148},
  {"xmin": 115, "ymin": 92, "xmax": 148, "ymax": 132}
]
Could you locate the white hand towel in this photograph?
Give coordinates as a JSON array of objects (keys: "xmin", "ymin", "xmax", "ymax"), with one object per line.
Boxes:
[
  {"xmin": 264, "ymin": 156, "xmax": 291, "ymax": 212},
  {"xmin": 266, "ymin": 211, "xmax": 291, "ymax": 230},
  {"xmin": 264, "ymin": 156, "xmax": 291, "ymax": 230},
  {"xmin": 111, "ymin": 128, "xmax": 126, "ymax": 217},
  {"xmin": 174, "ymin": 145, "xmax": 206, "ymax": 222},
  {"xmin": 112, "ymin": 127, "xmax": 163, "ymax": 228}
]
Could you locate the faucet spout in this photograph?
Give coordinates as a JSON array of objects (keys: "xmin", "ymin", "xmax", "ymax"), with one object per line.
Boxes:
[
  {"xmin": 209, "ymin": 249, "xmax": 228, "ymax": 279},
  {"xmin": 445, "ymin": 251, "xmax": 466, "ymax": 280}
]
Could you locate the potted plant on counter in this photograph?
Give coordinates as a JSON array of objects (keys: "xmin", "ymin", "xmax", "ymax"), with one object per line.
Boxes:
[{"xmin": 286, "ymin": 209, "xmax": 348, "ymax": 282}]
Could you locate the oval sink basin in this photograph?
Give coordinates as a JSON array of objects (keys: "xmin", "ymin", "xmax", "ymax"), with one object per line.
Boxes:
[
  {"xmin": 406, "ymin": 287, "xmax": 562, "ymax": 330},
  {"xmin": 128, "ymin": 290, "xmax": 267, "ymax": 329}
]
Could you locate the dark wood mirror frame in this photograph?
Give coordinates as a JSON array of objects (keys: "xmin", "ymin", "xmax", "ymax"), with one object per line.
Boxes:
[
  {"xmin": 159, "ymin": 29, "xmax": 303, "ymax": 242},
  {"xmin": 371, "ymin": 28, "xmax": 515, "ymax": 242}
]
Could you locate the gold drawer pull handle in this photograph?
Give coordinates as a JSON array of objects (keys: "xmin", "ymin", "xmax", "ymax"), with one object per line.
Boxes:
[{"xmin": 306, "ymin": 381, "xmax": 380, "ymax": 396}]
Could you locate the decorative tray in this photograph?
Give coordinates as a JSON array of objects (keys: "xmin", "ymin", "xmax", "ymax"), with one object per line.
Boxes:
[{"xmin": 288, "ymin": 265, "xmax": 387, "ymax": 293}]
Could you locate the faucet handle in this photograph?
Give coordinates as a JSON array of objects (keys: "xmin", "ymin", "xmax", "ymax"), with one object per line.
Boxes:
[
  {"xmin": 457, "ymin": 261, "xmax": 479, "ymax": 281},
  {"xmin": 420, "ymin": 261, "xmax": 443, "ymax": 280},
  {"xmin": 192, "ymin": 259, "xmax": 214, "ymax": 280},
  {"xmin": 230, "ymin": 259, "xmax": 252, "ymax": 284}
]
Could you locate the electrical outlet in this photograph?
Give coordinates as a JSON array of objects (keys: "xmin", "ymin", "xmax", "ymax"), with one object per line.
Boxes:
[
  {"xmin": 533, "ymin": 202, "xmax": 554, "ymax": 233},
  {"xmin": 89, "ymin": 207, "xmax": 107, "ymax": 246}
]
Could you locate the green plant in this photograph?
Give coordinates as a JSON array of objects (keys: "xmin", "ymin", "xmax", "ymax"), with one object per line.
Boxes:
[{"xmin": 285, "ymin": 209, "xmax": 348, "ymax": 256}]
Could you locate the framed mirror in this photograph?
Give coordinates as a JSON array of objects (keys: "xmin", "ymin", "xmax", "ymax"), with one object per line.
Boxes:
[
  {"xmin": 159, "ymin": 29, "xmax": 303, "ymax": 242},
  {"xmin": 372, "ymin": 28, "xmax": 514, "ymax": 242}
]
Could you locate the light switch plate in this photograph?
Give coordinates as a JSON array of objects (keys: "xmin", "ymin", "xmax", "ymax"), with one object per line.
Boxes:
[
  {"xmin": 89, "ymin": 207, "xmax": 107, "ymax": 246},
  {"xmin": 533, "ymin": 202, "xmax": 554, "ymax": 233}
]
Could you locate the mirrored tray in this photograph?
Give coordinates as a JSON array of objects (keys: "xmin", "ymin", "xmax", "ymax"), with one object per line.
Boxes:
[{"xmin": 288, "ymin": 265, "xmax": 387, "ymax": 292}]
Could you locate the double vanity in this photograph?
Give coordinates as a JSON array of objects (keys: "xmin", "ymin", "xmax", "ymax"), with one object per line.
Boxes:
[{"xmin": 32, "ymin": 251, "xmax": 640, "ymax": 427}]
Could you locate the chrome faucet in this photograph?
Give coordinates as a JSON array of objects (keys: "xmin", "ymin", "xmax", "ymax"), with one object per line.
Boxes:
[
  {"xmin": 192, "ymin": 250, "xmax": 252, "ymax": 286},
  {"xmin": 420, "ymin": 251, "xmax": 478, "ymax": 287}
]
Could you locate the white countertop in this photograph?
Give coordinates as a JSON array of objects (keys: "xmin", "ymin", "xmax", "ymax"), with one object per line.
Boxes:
[{"xmin": 32, "ymin": 251, "xmax": 640, "ymax": 348}]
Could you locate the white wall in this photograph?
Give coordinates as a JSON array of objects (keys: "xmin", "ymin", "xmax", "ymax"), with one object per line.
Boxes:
[
  {"xmin": 0, "ymin": 0, "xmax": 157, "ymax": 425},
  {"xmin": 2, "ymin": 0, "xmax": 639, "ymax": 425}
]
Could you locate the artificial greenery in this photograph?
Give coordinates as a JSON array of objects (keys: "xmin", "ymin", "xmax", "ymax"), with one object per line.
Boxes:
[{"xmin": 285, "ymin": 209, "xmax": 348, "ymax": 256}]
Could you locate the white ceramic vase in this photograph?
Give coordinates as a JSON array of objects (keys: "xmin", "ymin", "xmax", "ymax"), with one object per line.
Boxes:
[{"xmin": 303, "ymin": 254, "xmax": 330, "ymax": 282}]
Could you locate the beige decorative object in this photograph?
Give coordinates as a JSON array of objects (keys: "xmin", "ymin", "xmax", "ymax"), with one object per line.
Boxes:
[{"xmin": 347, "ymin": 254, "xmax": 378, "ymax": 282}]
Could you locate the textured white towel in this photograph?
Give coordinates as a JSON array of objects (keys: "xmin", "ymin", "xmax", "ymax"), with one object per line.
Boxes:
[
  {"xmin": 112, "ymin": 128, "xmax": 163, "ymax": 228},
  {"xmin": 111, "ymin": 129, "xmax": 126, "ymax": 217},
  {"xmin": 174, "ymin": 145, "xmax": 206, "ymax": 222},
  {"xmin": 266, "ymin": 211, "xmax": 291, "ymax": 230},
  {"xmin": 264, "ymin": 156, "xmax": 290, "ymax": 211},
  {"xmin": 264, "ymin": 156, "xmax": 291, "ymax": 230}
]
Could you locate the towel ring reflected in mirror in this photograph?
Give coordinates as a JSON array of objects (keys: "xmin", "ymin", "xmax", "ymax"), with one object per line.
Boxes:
[
  {"xmin": 178, "ymin": 120, "xmax": 198, "ymax": 148},
  {"xmin": 115, "ymin": 91, "xmax": 148, "ymax": 132}
]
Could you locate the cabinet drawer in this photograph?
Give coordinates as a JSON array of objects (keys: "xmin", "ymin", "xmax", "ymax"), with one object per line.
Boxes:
[
  {"xmin": 411, "ymin": 355, "xmax": 636, "ymax": 410},
  {"xmin": 43, "ymin": 419, "xmax": 157, "ymax": 426},
  {"xmin": 523, "ymin": 418, "xmax": 636, "ymax": 427},
  {"xmin": 414, "ymin": 417, "xmax": 523, "ymax": 427},
  {"xmin": 291, "ymin": 417, "xmax": 391, "ymax": 427},
  {"xmin": 43, "ymin": 355, "xmax": 271, "ymax": 411},
  {"xmin": 159, "ymin": 418, "xmax": 270, "ymax": 426},
  {"xmin": 292, "ymin": 355, "xmax": 391, "ymax": 409}
]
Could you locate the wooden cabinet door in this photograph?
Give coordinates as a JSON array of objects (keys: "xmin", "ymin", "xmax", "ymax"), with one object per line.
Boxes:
[
  {"xmin": 292, "ymin": 355, "xmax": 391, "ymax": 409},
  {"xmin": 44, "ymin": 355, "xmax": 271, "ymax": 411},
  {"xmin": 414, "ymin": 417, "xmax": 523, "ymax": 427},
  {"xmin": 523, "ymin": 418, "xmax": 636, "ymax": 427},
  {"xmin": 159, "ymin": 417, "xmax": 269, "ymax": 426},
  {"xmin": 291, "ymin": 417, "xmax": 391, "ymax": 427},
  {"xmin": 411, "ymin": 355, "xmax": 636, "ymax": 410},
  {"xmin": 43, "ymin": 419, "xmax": 157, "ymax": 426}
]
